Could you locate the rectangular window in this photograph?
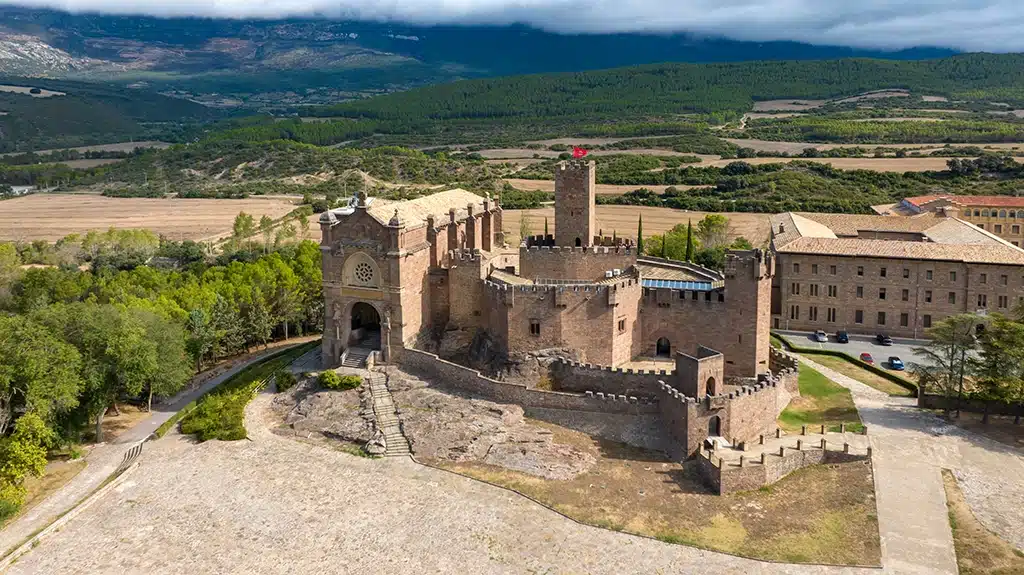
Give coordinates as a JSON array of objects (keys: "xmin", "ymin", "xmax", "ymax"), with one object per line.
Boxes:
[
  {"xmin": 879, "ymin": 288, "xmax": 887, "ymax": 300},
  {"xmin": 998, "ymin": 295, "xmax": 1008, "ymax": 308},
  {"xmin": 827, "ymin": 307, "xmax": 837, "ymax": 323},
  {"xmin": 1013, "ymin": 225, "xmax": 1021, "ymax": 234},
  {"xmin": 950, "ymin": 271, "xmax": 957, "ymax": 282},
  {"xmin": 925, "ymin": 290, "xmax": 933, "ymax": 303},
  {"xmin": 1001, "ymin": 274, "xmax": 1008, "ymax": 286},
  {"xmin": 877, "ymin": 311, "xmax": 886, "ymax": 326},
  {"xmin": 857, "ymin": 266, "xmax": 864, "ymax": 276},
  {"xmin": 789, "ymin": 305, "xmax": 800, "ymax": 320},
  {"xmin": 828, "ymin": 285, "xmax": 837, "ymax": 298},
  {"xmin": 793, "ymin": 263, "xmax": 800, "ymax": 274},
  {"xmin": 978, "ymin": 294, "xmax": 988, "ymax": 308},
  {"xmin": 880, "ymin": 267, "xmax": 887, "ymax": 278},
  {"xmin": 809, "ymin": 306, "xmax": 818, "ymax": 321},
  {"xmin": 902, "ymin": 289, "xmax": 909, "ymax": 302},
  {"xmin": 926, "ymin": 270, "xmax": 933, "ymax": 281},
  {"xmin": 855, "ymin": 310, "xmax": 864, "ymax": 324},
  {"xmin": 903, "ymin": 268, "xmax": 910, "ymax": 279},
  {"xmin": 980, "ymin": 273, "xmax": 987, "ymax": 284},
  {"xmin": 618, "ymin": 319, "xmax": 626, "ymax": 332},
  {"xmin": 978, "ymin": 223, "xmax": 986, "ymax": 230},
  {"xmin": 529, "ymin": 320, "xmax": 541, "ymax": 336},
  {"xmin": 995, "ymin": 224, "xmax": 1003, "ymax": 233},
  {"xmin": 790, "ymin": 282, "xmax": 801, "ymax": 295},
  {"xmin": 810, "ymin": 284, "xmax": 820, "ymax": 296},
  {"xmin": 830, "ymin": 265, "xmax": 837, "ymax": 275},
  {"xmin": 948, "ymin": 292, "xmax": 957, "ymax": 304},
  {"xmin": 811, "ymin": 264, "xmax": 818, "ymax": 275},
  {"xmin": 856, "ymin": 286, "xmax": 864, "ymax": 298},
  {"xmin": 900, "ymin": 313, "xmax": 909, "ymax": 327},
  {"xmin": 923, "ymin": 315, "xmax": 932, "ymax": 328}
]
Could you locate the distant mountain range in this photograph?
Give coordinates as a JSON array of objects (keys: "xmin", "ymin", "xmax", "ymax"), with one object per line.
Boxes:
[{"xmin": 0, "ymin": 7, "xmax": 958, "ymax": 107}]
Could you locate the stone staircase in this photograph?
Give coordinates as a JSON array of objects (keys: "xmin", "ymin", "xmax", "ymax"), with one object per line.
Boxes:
[
  {"xmin": 342, "ymin": 346, "xmax": 372, "ymax": 369},
  {"xmin": 366, "ymin": 373, "xmax": 411, "ymax": 457}
]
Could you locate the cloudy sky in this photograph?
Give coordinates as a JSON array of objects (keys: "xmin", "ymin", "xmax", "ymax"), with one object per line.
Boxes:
[{"xmin": 3, "ymin": 0, "xmax": 1023, "ymax": 52}]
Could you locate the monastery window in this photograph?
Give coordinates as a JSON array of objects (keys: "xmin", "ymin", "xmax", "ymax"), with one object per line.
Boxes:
[
  {"xmin": 811, "ymin": 264, "xmax": 819, "ymax": 274},
  {"xmin": 879, "ymin": 288, "xmax": 887, "ymax": 300},
  {"xmin": 877, "ymin": 311, "xmax": 886, "ymax": 326},
  {"xmin": 789, "ymin": 305, "xmax": 800, "ymax": 320},
  {"xmin": 978, "ymin": 224, "xmax": 986, "ymax": 230},
  {"xmin": 856, "ymin": 286, "xmax": 864, "ymax": 298},
  {"xmin": 793, "ymin": 263, "xmax": 800, "ymax": 274},
  {"xmin": 618, "ymin": 318, "xmax": 626, "ymax": 332},
  {"xmin": 529, "ymin": 320, "xmax": 541, "ymax": 336},
  {"xmin": 718, "ymin": 293, "xmax": 725, "ymax": 303},
  {"xmin": 926, "ymin": 270, "xmax": 933, "ymax": 281},
  {"xmin": 900, "ymin": 313, "xmax": 909, "ymax": 327},
  {"xmin": 809, "ymin": 306, "xmax": 819, "ymax": 321},
  {"xmin": 880, "ymin": 267, "xmax": 887, "ymax": 278},
  {"xmin": 855, "ymin": 310, "xmax": 864, "ymax": 324},
  {"xmin": 980, "ymin": 273, "xmax": 987, "ymax": 284},
  {"xmin": 998, "ymin": 295, "xmax": 1009, "ymax": 309},
  {"xmin": 704, "ymin": 292, "xmax": 712, "ymax": 302},
  {"xmin": 978, "ymin": 294, "xmax": 988, "ymax": 308},
  {"xmin": 828, "ymin": 285, "xmax": 838, "ymax": 297},
  {"xmin": 982, "ymin": 209, "xmax": 990, "ymax": 217},
  {"xmin": 692, "ymin": 291, "xmax": 699, "ymax": 301},
  {"xmin": 342, "ymin": 252, "xmax": 381, "ymax": 289},
  {"xmin": 925, "ymin": 290, "xmax": 933, "ymax": 303},
  {"xmin": 902, "ymin": 289, "xmax": 909, "ymax": 302},
  {"xmin": 948, "ymin": 292, "xmax": 957, "ymax": 304},
  {"xmin": 950, "ymin": 271, "xmax": 957, "ymax": 282},
  {"xmin": 1000, "ymin": 210, "xmax": 1007, "ymax": 218},
  {"xmin": 857, "ymin": 266, "xmax": 864, "ymax": 276},
  {"xmin": 903, "ymin": 268, "xmax": 910, "ymax": 279},
  {"xmin": 810, "ymin": 284, "xmax": 820, "ymax": 296},
  {"xmin": 1011, "ymin": 211, "xmax": 1017, "ymax": 219},
  {"xmin": 679, "ymin": 291, "xmax": 686, "ymax": 300},
  {"xmin": 827, "ymin": 307, "xmax": 837, "ymax": 323},
  {"xmin": 995, "ymin": 224, "xmax": 1003, "ymax": 234},
  {"xmin": 790, "ymin": 283, "xmax": 801, "ymax": 295},
  {"xmin": 1001, "ymin": 274, "xmax": 1008, "ymax": 286},
  {"xmin": 1014, "ymin": 225, "xmax": 1021, "ymax": 234},
  {"xmin": 830, "ymin": 265, "xmax": 837, "ymax": 275}
]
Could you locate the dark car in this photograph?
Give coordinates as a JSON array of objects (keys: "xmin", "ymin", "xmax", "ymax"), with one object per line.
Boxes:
[
  {"xmin": 876, "ymin": 333, "xmax": 893, "ymax": 346},
  {"xmin": 836, "ymin": 331, "xmax": 849, "ymax": 343},
  {"xmin": 888, "ymin": 357, "xmax": 905, "ymax": 371}
]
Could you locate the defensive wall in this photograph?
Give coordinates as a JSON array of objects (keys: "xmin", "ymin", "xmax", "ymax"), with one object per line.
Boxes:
[
  {"xmin": 549, "ymin": 359, "xmax": 671, "ymax": 398},
  {"xmin": 523, "ymin": 234, "xmax": 634, "ymax": 249},
  {"xmin": 697, "ymin": 434, "xmax": 871, "ymax": 494},
  {"xmin": 918, "ymin": 392, "xmax": 1024, "ymax": 418},
  {"xmin": 519, "ymin": 244, "xmax": 636, "ymax": 282},
  {"xmin": 397, "ymin": 348, "xmax": 659, "ymax": 416}
]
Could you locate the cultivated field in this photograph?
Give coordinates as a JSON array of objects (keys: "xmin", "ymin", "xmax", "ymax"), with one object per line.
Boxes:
[
  {"xmin": 0, "ymin": 194, "xmax": 298, "ymax": 242},
  {"xmin": 0, "ymin": 141, "xmax": 171, "ymax": 158},
  {"xmin": 504, "ymin": 205, "xmax": 772, "ymax": 245},
  {"xmin": 725, "ymin": 138, "xmax": 1024, "ymax": 155},
  {"xmin": 704, "ymin": 156, "xmax": 957, "ymax": 172},
  {"xmin": 503, "ymin": 178, "xmax": 713, "ymax": 195},
  {"xmin": 0, "ymin": 84, "xmax": 65, "ymax": 97}
]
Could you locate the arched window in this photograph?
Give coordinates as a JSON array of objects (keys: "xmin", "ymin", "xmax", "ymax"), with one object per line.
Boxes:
[
  {"xmin": 1010, "ymin": 211, "xmax": 1017, "ymax": 219},
  {"xmin": 974, "ymin": 209, "xmax": 982, "ymax": 217},
  {"xmin": 343, "ymin": 252, "xmax": 381, "ymax": 288},
  {"xmin": 575, "ymin": 237, "xmax": 582, "ymax": 247},
  {"xmin": 1000, "ymin": 210, "xmax": 1007, "ymax": 218},
  {"xmin": 982, "ymin": 209, "xmax": 990, "ymax": 217},
  {"xmin": 656, "ymin": 338, "xmax": 671, "ymax": 357}
]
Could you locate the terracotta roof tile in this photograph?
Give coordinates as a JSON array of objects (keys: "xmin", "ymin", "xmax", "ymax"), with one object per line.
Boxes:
[{"xmin": 906, "ymin": 195, "xmax": 1024, "ymax": 209}]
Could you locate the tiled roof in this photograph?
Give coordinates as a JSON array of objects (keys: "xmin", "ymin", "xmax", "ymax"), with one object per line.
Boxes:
[
  {"xmin": 906, "ymin": 194, "xmax": 1024, "ymax": 209},
  {"xmin": 794, "ymin": 212, "xmax": 942, "ymax": 236},
  {"xmin": 366, "ymin": 189, "xmax": 486, "ymax": 226},
  {"xmin": 777, "ymin": 237, "xmax": 1024, "ymax": 265}
]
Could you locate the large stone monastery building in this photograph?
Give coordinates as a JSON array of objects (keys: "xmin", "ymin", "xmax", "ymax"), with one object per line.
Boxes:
[{"xmin": 319, "ymin": 160, "xmax": 774, "ymax": 378}]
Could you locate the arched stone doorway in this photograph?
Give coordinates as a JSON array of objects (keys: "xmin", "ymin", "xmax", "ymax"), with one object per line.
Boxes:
[
  {"xmin": 708, "ymin": 415, "xmax": 722, "ymax": 437},
  {"xmin": 655, "ymin": 337, "xmax": 671, "ymax": 357},
  {"xmin": 706, "ymin": 376, "xmax": 717, "ymax": 396},
  {"xmin": 575, "ymin": 237, "xmax": 582, "ymax": 247},
  {"xmin": 349, "ymin": 302, "xmax": 382, "ymax": 349}
]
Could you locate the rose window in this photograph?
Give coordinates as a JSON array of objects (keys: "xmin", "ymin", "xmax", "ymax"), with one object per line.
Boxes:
[{"xmin": 354, "ymin": 262, "xmax": 374, "ymax": 284}]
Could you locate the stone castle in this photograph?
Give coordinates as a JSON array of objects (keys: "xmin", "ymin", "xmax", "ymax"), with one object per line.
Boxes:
[{"xmin": 319, "ymin": 160, "xmax": 796, "ymax": 465}]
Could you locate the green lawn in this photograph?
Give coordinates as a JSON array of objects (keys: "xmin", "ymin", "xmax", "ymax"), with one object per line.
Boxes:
[
  {"xmin": 808, "ymin": 355, "xmax": 915, "ymax": 397},
  {"xmin": 779, "ymin": 365, "xmax": 864, "ymax": 433}
]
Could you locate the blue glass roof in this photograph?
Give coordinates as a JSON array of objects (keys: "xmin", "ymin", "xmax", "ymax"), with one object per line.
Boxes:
[{"xmin": 642, "ymin": 279, "xmax": 715, "ymax": 291}]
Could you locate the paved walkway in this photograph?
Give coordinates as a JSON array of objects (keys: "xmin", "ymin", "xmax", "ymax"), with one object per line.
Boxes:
[
  {"xmin": 0, "ymin": 341, "xmax": 310, "ymax": 557},
  {"xmin": 799, "ymin": 356, "xmax": 1024, "ymax": 574}
]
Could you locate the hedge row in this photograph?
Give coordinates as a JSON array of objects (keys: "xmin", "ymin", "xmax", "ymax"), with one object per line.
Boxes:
[{"xmin": 771, "ymin": 332, "xmax": 918, "ymax": 396}]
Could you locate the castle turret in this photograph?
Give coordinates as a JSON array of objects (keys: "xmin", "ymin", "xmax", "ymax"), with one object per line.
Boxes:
[{"xmin": 555, "ymin": 160, "xmax": 596, "ymax": 247}]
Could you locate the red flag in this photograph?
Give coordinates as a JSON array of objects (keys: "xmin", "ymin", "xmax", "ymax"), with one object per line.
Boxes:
[{"xmin": 572, "ymin": 146, "xmax": 588, "ymax": 159}]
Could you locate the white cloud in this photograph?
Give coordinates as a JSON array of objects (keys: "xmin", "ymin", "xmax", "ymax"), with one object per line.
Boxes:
[{"xmin": 4, "ymin": 0, "xmax": 1024, "ymax": 51}]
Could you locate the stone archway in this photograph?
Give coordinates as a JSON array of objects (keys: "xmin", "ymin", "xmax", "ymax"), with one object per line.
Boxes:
[
  {"xmin": 706, "ymin": 376, "xmax": 718, "ymax": 396},
  {"xmin": 656, "ymin": 337, "xmax": 671, "ymax": 357},
  {"xmin": 708, "ymin": 415, "xmax": 722, "ymax": 437},
  {"xmin": 575, "ymin": 237, "xmax": 582, "ymax": 247},
  {"xmin": 349, "ymin": 302, "xmax": 382, "ymax": 350}
]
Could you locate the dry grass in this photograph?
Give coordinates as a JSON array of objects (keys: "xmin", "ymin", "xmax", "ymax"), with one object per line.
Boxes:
[
  {"xmin": 752, "ymin": 100, "xmax": 827, "ymax": 111},
  {"xmin": 807, "ymin": 355, "xmax": 915, "ymax": 397},
  {"xmin": 702, "ymin": 156, "xmax": 955, "ymax": 172},
  {"xmin": 0, "ymin": 141, "xmax": 170, "ymax": 158},
  {"xmin": 503, "ymin": 177, "xmax": 713, "ymax": 195},
  {"xmin": 943, "ymin": 469, "xmax": 1024, "ymax": 574},
  {"xmin": 725, "ymin": 138, "xmax": 1024, "ymax": 155},
  {"xmin": 1, "ymin": 459, "xmax": 87, "ymax": 529},
  {"xmin": 83, "ymin": 404, "xmax": 151, "ymax": 444},
  {"xmin": 0, "ymin": 193, "xmax": 298, "ymax": 242},
  {"xmin": 432, "ymin": 419, "xmax": 880, "ymax": 565},
  {"xmin": 503, "ymin": 205, "xmax": 771, "ymax": 246}
]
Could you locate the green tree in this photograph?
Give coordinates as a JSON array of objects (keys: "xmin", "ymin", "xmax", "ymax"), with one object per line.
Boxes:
[
  {"xmin": 544, "ymin": 217, "xmax": 549, "ymax": 237},
  {"xmin": 232, "ymin": 212, "xmax": 256, "ymax": 248},
  {"xmin": 210, "ymin": 296, "xmax": 245, "ymax": 359},
  {"xmin": 297, "ymin": 213, "xmax": 310, "ymax": 237},
  {"xmin": 259, "ymin": 215, "xmax": 274, "ymax": 253},
  {"xmin": 973, "ymin": 314, "xmax": 1024, "ymax": 421},
  {"xmin": 696, "ymin": 214, "xmax": 730, "ymax": 249},
  {"xmin": 136, "ymin": 309, "xmax": 191, "ymax": 412},
  {"xmin": 185, "ymin": 309, "xmax": 214, "ymax": 373},
  {"xmin": 685, "ymin": 220, "xmax": 695, "ymax": 261},
  {"xmin": 636, "ymin": 215, "xmax": 644, "ymax": 254},
  {"xmin": 519, "ymin": 213, "xmax": 531, "ymax": 242},
  {"xmin": 242, "ymin": 293, "xmax": 274, "ymax": 350},
  {"xmin": 0, "ymin": 412, "xmax": 55, "ymax": 511},
  {"xmin": 912, "ymin": 314, "xmax": 980, "ymax": 417}
]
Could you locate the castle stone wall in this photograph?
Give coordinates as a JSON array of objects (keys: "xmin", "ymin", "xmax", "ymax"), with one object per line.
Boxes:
[
  {"xmin": 698, "ymin": 443, "xmax": 870, "ymax": 495},
  {"xmin": 519, "ymin": 246, "xmax": 636, "ymax": 282},
  {"xmin": 549, "ymin": 359, "xmax": 671, "ymax": 398},
  {"xmin": 554, "ymin": 160, "xmax": 596, "ymax": 247}
]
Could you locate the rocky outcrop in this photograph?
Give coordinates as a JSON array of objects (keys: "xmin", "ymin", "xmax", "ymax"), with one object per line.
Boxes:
[{"xmin": 271, "ymin": 377, "xmax": 376, "ymax": 446}]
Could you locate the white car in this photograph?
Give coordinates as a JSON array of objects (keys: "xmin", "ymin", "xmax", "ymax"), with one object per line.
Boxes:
[{"xmin": 813, "ymin": 330, "xmax": 828, "ymax": 343}]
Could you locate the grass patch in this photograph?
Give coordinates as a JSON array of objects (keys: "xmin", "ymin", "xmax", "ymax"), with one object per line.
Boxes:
[
  {"xmin": 319, "ymin": 371, "xmax": 362, "ymax": 390},
  {"xmin": 431, "ymin": 421, "xmax": 880, "ymax": 566},
  {"xmin": 943, "ymin": 469, "xmax": 1024, "ymax": 574},
  {"xmin": 778, "ymin": 365, "xmax": 864, "ymax": 433},
  {"xmin": 772, "ymin": 332, "xmax": 918, "ymax": 396},
  {"xmin": 808, "ymin": 355, "xmax": 915, "ymax": 397},
  {"xmin": 0, "ymin": 458, "xmax": 87, "ymax": 529},
  {"xmin": 178, "ymin": 341, "xmax": 319, "ymax": 442}
]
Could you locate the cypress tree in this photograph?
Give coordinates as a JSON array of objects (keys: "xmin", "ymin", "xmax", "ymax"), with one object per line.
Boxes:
[
  {"xmin": 544, "ymin": 217, "xmax": 549, "ymax": 237},
  {"xmin": 661, "ymin": 234, "xmax": 668, "ymax": 259},
  {"xmin": 685, "ymin": 220, "xmax": 695, "ymax": 262},
  {"xmin": 636, "ymin": 215, "xmax": 644, "ymax": 254}
]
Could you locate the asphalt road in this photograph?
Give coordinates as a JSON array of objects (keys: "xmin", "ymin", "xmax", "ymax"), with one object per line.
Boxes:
[{"xmin": 775, "ymin": 330, "xmax": 932, "ymax": 369}]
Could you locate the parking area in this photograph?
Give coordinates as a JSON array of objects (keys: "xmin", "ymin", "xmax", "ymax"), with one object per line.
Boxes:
[{"xmin": 775, "ymin": 330, "xmax": 931, "ymax": 369}]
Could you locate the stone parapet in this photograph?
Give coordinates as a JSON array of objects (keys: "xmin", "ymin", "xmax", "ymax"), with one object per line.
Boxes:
[{"xmin": 549, "ymin": 359, "xmax": 672, "ymax": 398}]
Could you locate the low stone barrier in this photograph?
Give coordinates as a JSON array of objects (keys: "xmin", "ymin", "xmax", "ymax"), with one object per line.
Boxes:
[
  {"xmin": 549, "ymin": 358, "xmax": 669, "ymax": 398},
  {"xmin": 918, "ymin": 393, "xmax": 1024, "ymax": 417},
  {"xmin": 399, "ymin": 348, "xmax": 659, "ymax": 415}
]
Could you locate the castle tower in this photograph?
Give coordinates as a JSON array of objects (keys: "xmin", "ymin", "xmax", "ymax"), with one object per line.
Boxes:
[
  {"xmin": 723, "ymin": 249, "xmax": 775, "ymax": 377},
  {"xmin": 554, "ymin": 160, "xmax": 596, "ymax": 247}
]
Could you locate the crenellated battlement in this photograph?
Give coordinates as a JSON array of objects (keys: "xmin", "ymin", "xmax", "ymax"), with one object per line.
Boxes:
[
  {"xmin": 521, "ymin": 244, "xmax": 635, "ymax": 255},
  {"xmin": 553, "ymin": 357, "xmax": 673, "ymax": 377},
  {"xmin": 448, "ymin": 248, "xmax": 482, "ymax": 262}
]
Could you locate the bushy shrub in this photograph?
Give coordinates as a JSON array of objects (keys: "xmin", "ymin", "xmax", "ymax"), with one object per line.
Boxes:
[
  {"xmin": 275, "ymin": 370, "xmax": 297, "ymax": 393},
  {"xmin": 319, "ymin": 371, "xmax": 362, "ymax": 390}
]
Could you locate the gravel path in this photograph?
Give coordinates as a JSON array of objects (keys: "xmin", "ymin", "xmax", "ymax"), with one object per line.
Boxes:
[
  {"xmin": 799, "ymin": 356, "xmax": 1024, "ymax": 574},
  {"xmin": 6, "ymin": 388, "xmax": 877, "ymax": 575}
]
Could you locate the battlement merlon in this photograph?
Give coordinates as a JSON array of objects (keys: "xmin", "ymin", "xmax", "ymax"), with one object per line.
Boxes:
[{"xmin": 724, "ymin": 248, "xmax": 774, "ymax": 280}]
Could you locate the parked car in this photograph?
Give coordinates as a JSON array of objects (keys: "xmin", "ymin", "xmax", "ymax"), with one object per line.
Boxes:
[
  {"xmin": 888, "ymin": 357, "xmax": 905, "ymax": 371},
  {"xmin": 875, "ymin": 333, "xmax": 893, "ymax": 346},
  {"xmin": 836, "ymin": 331, "xmax": 849, "ymax": 343},
  {"xmin": 813, "ymin": 330, "xmax": 828, "ymax": 342},
  {"xmin": 860, "ymin": 352, "xmax": 874, "ymax": 365}
]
